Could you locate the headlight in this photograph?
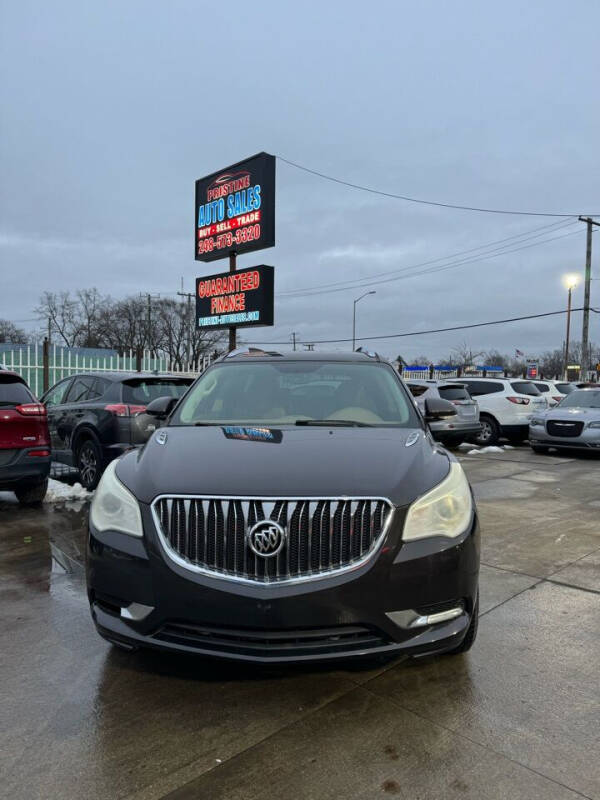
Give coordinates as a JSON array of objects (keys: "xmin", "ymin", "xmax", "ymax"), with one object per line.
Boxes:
[
  {"xmin": 90, "ymin": 459, "xmax": 143, "ymax": 537},
  {"xmin": 530, "ymin": 418, "xmax": 544, "ymax": 426},
  {"xmin": 403, "ymin": 462, "xmax": 473, "ymax": 542},
  {"xmin": 588, "ymin": 421, "xmax": 600, "ymax": 429}
]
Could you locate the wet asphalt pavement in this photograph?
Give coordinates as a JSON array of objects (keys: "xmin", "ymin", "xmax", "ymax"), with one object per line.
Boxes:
[{"xmin": 1, "ymin": 447, "xmax": 599, "ymax": 800}]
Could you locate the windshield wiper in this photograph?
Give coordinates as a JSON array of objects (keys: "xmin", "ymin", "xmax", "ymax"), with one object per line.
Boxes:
[{"xmin": 295, "ymin": 419, "xmax": 372, "ymax": 427}]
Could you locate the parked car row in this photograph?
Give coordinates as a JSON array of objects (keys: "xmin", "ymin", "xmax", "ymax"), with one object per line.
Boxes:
[
  {"xmin": 2, "ymin": 365, "xmax": 597, "ymax": 506},
  {"xmin": 0, "ymin": 371, "xmax": 193, "ymax": 504},
  {"xmin": 406, "ymin": 376, "xmax": 598, "ymax": 449}
]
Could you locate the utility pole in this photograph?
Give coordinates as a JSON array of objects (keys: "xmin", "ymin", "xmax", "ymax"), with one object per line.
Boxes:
[
  {"xmin": 578, "ymin": 216, "xmax": 599, "ymax": 379},
  {"xmin": 291, "ymin": 332, "xmax": 297, "ymax": 351},
  {"xmin": 141, "ymin": 293, "xmax": 161, "ymax": 362},
  {"xmin": 229, "ymin": 251, "xmax": 237, "ymax": 352},
  {"xmin": 177, "ymin": 290, "xmax": 195, "ymax": 369}
]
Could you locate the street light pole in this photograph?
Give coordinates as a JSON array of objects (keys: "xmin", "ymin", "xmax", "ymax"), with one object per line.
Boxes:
[
  {"xmin": 563, "ymin": 274, "xmax": 579, "ymax": 379},
  {"xmin": 564, "ymin": 286, "xmax": 573, "ymax": 380},
  {"xmin": 352, "ymin": 291, "xmax": 376, "ymax": 351}
]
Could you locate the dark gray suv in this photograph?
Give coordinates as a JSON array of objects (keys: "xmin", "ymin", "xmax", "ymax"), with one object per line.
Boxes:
[
  {"xmin": 87, "ymin": 351, "xmax": 480, "ymax": 664},
  {"xmin": 405, "ymin": 379, "xmax": 481, "ymax": 446}
]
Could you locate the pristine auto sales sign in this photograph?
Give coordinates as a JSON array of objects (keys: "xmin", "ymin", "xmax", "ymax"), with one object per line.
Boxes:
[
  {"xmin": 196, "ymin": 265, "xmax": 274, "ymax": 330},
  {"xmin": 195, "ymin": 152, "xmax": 276, "ymax": 262}
]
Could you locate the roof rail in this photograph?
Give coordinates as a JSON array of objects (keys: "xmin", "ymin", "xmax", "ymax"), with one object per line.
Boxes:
[
  {"xmin": 224, "ymin": 347, "xmax": 283, "ymax": 359},
  {"xmin": 354, "ymin": 347, "xmax": 381, "ymax": 362}
]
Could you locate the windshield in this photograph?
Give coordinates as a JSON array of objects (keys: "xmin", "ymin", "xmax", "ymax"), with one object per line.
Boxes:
[
  {"xmin": 438, "ymin": 385, "xmax": 470, "ymax": 401},
  {"xmin": 558, "ymin": 389, "xmax": 600, "ymax": 409},
  {"xmin": 0, "ymin": 377, "xmax": 34, "ymax": 405},
  {"xmin": 122, "ymin": 379, "xmax": 191, "ymax": 405},
  {"xmin": 171, "ymin": 361, "xmax": 419, "ymax": 427}
]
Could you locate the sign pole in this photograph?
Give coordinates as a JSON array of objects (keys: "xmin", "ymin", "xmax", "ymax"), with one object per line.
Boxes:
[{"xmin": 229, "ymin": 251, "xmax": 237, "ymax": 352}]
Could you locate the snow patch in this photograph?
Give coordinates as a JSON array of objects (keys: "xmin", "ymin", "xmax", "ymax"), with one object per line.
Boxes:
[
  {"xmin": 45, "ymin": 479, "xmax": 92, "ymax": 509},
  {"xmin": 466, "ymin": 446, "xmax": 505, "ymax": 455}
]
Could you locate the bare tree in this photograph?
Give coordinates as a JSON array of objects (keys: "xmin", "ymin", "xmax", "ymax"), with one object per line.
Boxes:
[
  {"xmin": 540, "ymin": 348, "xmax": 564, "ymax": 379},
  {"xmin": 36, "ymin": 291, "xmax": 78, "ymax": 346},
  {"xmin": 408, "ymin": 355, "xmax": 431, "ymax": 366},
  {"xmin": 450, "ymin": 340, "xmax": 485, "ymax": 366},
  {"xmin": 0, "ymin": 319, "xmax": 29, "ymax": 344}
]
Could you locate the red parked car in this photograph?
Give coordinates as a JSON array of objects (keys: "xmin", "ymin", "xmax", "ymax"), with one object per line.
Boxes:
[{"xmin": 0, "ymin": 371, "xmax": 51, "ymax": 504}]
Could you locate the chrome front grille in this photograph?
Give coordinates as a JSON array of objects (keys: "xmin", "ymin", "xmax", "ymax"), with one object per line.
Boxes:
[{"xmin": 151, "ymin": 496, "xmax": 394, "ymax": 584}]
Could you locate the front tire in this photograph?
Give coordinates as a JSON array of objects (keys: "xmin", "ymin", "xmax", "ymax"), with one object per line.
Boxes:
[
  {"xmin": 77, "ymin": 439, "xmax": 102, "ymax": 490},
  {"xmin": 474, "ymin": 416, "xmax": 499, "ymax": 446},
  {"xmin": 15, "ymin": 479, "xmax": 48, "ymax": 506}
]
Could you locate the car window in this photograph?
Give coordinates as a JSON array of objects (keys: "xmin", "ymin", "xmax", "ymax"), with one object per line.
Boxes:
[
  {"xmin": 558, "ymin": 389, "xmax": 600, "ymax": 408},
  {"xmin": 66, "ymin": 376, "xmax": 96, "ymax": 403},
  {"xmin": 555, "ymin": 383, "xmax": 575, "ymax": 394},
  {"xmin": 461, "ymin": 380, "xmax": 503, "ymax": 396},
  {"xmin": 406, "ymin": 383, "xmax": 429, "ymax": 397},
  {"xmin": 89, "ymin": 377, "xmax": 111, "ymax": 399},
  {"xmin": 438, "ymin": 385, "xmax": 470, "ymax": 401},
  {"xmin": 43, "ymin": 378, "xmax": 72, "ymax": 407},
  {"xmin": 121, "ymin": 379, "xmax": 192, "ymax": 405},
  {"xmin": 172, "ymin": 362, "xmax": 419, "ymax": 427},
  {"xmin": 0, "ymin": 376, "xmax": 34, "ymax": 405},
  {"xmin": 510, "ymin": 381, "xmax": 541, "ymax": 396},
  {"xmin": 534, "ymin": 383, "xmax": 549, "ymax": 393}
]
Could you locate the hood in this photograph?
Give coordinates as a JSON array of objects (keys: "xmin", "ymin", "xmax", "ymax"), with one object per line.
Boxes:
[
  {"xmin": 115, "ymin": 425, "xmax": 451, "ymax": 507},
  {"xmin": 543, "ymin": 406, "xmax": 600, "ymax": 421}
]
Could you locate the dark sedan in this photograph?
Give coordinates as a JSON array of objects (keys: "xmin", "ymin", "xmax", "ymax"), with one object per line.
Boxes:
[
  {"xmin": 42, "ymin": 372, "xmax": 193, "ymax": 489},
  {"xmin": 87, "ymin": 350, "xmax": 480, "ymax": 664}
]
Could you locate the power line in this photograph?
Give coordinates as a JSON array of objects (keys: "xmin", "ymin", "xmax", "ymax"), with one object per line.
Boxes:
[
  {"xmin": 279, "ymin": 226, "xmax": 584, "ymax": 299},
  {"xmin": 246, "ymin": 307, "xmax": 598, "ymax": 346},
  {"xmin": 278, "ymin": 156, "xmax": 599, "ymax": 218},
  {"xmin": 279, "ymin": 218, "xmax": 575, "ymax": 297}
]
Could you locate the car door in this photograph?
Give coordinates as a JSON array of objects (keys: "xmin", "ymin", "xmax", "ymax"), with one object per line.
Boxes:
[
  {"xmin": 60, "ymin": 376, "xmax": 96, "ymax": 462},
  {"xmin": 42, "ymin": 378, "xmax": 73, "ymax": 459}
]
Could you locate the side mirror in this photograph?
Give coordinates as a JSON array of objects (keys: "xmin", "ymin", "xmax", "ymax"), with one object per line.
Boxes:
[
  {"xmin": 424, "ymin": 397, "xmax": 457, "ymax": 421},
  {"xmin": 145, "ymin": 395, "xmax": 177, "ymax": 420}
]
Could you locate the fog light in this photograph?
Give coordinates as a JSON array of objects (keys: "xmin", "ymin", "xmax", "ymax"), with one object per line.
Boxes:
[
  {"xmin": 120, "ymin": 602, "xmax": 154, "ymax": 621},
  {"xmin": 386, "ymin": 605, "xmax": 464, "ymax": 629},
  {"xmin": 410, "ymin": 607, "xmax": 464, "ymax": 627}
]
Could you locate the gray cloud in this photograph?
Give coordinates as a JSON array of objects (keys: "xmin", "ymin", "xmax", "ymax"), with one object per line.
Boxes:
[{"xmin": 1, "ymin": 0, "xmax": 598, "ymax": 360}]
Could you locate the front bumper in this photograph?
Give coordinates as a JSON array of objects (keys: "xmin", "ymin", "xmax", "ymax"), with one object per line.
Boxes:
[
  {"xmin": 529, "ymin": 426, "xmax": 600, "ymax": 450},
  {"xmin": 0, "ymin": 448, "xmax": 51, "ymax": 490},
  {"xmin": 87, "ymin": 503, "xmax": 480, "ymax": 663},
  {"xmin": 430, "ymin": 419, "xmax": 481, "ymax": 439}
]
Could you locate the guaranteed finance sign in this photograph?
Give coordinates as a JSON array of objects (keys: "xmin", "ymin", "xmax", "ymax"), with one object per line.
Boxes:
[
  {"xmin": 195, "ymin": 152, "xmax": 275, "ymax": 262},
  {"xmin": 196, "ymin": 265, "xmax": 274, "ymax": 330}
]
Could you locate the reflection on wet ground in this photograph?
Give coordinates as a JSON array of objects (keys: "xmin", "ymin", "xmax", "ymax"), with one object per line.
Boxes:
[{"xmin": 1, "ymin": 447, "xmax": 599, "ymax": 800}]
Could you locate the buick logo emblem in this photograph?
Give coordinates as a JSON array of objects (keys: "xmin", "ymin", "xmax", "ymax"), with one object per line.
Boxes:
[{"xmin": 247, "ymin": 520, "xmax": 286, "ymax": 558}]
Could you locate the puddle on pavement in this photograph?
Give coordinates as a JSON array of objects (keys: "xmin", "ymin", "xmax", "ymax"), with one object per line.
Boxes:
[{"xmin": 472, "ymin": 478, "xmax": 538, "ymax": 500}]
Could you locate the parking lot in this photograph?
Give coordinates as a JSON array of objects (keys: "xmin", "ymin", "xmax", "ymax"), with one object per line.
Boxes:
[{"xmin": 1, "ymin": 446, "xmax": 599, "ymax": 800}]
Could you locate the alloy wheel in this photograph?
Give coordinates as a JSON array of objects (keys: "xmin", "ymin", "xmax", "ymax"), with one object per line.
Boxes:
[{"xmin": 79, "ymin": 443, "xmax": 97, "ymax": 488}]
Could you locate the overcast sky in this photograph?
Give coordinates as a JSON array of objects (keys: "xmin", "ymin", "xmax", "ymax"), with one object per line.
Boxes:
[{"xmin": 1, "ymin": 0, "xmax": 599, "ymax": 361}]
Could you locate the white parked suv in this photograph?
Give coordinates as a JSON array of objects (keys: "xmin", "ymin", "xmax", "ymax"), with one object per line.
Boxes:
[
  {"xmin": 459, "ymin": 378, "xmax": 547, "ymax": 445},
  {"xmin": 531, "ymin": 380, "xmax": 576, "ymax": 407}
]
